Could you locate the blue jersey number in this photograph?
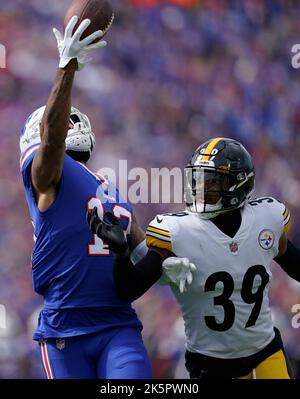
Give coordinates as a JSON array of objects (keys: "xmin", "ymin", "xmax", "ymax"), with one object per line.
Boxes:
[{"xmin": 87, "ymin": 197, "xmax": 132, "ymax": 256}]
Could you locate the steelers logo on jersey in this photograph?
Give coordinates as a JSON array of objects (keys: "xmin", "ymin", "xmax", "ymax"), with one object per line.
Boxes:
[{"xmin": 258, "ymin": 230, "xmax": 275, "ymax": 250}]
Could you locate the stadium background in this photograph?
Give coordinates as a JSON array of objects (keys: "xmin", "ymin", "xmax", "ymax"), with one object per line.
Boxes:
[{"xmin": 0, "ymin": 0, "xmax": 300, "ymax": 378}]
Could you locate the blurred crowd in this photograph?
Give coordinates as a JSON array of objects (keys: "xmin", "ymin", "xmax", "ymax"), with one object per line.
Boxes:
[{"xmin": 0, "ymin": 0, "xmax": 300, "ymax": 378}]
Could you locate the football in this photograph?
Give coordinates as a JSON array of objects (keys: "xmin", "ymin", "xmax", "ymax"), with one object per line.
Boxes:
[{"xmin": 64, "ymin": 0, "xmax": 114, "ymax": 42}]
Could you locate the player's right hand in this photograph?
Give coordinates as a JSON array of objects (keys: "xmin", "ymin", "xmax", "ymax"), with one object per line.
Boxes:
[
  {"xmin": 87, "ymin": 207, "xmax": 129, "ymax": 256},
  {"xmin": 162, "ymin": 257, "xmax": 196, "ymax": 293},
  {"xmin": 53, "ymin": 16, "xmax": 107, "ymax": 70}
]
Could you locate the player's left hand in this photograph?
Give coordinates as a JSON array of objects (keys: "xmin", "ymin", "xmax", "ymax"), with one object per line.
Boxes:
[
  {"xmin": 162, "ymin": 257, "xmax": 196, "ymax": 293},
  {"xmin": 87, "ymin": 207, "xmax": 129, "ymax": 256}
]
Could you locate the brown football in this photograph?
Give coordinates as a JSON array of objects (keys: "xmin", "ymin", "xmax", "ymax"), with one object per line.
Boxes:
[{"xmin": 64, "ymin": 0, "xmax": 114, "ymax": 42}]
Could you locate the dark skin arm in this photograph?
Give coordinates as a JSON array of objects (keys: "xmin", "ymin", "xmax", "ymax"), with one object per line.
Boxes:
[
  {"xmin": 127, "ymin": 214, "xmax": 145, "ymax": 251},
  {"xmin": 31, "ymin": 59, "xmax": 78, "ymax": 212}
]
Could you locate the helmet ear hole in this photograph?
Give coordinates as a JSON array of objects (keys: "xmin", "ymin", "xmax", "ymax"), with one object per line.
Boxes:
[
  {"xmin": 70, "ymin": 114, "xmax": 81, "ymax": 125},
  {"xmin": 66, "ymin": 107, "xmax": 95, "ymax": 155}
]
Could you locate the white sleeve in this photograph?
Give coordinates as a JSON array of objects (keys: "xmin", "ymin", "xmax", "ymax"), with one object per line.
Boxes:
[{"xmin": 146, "ymin": 215, "xmax": 173, "ymax": 252}]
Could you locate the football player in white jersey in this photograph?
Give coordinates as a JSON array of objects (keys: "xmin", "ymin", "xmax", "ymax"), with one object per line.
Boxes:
[{"xmin": 87, "ymin": 137, "xmax": 299, "ymax": 379}]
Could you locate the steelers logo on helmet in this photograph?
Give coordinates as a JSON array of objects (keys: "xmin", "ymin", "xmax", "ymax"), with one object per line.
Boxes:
[
  {"xmin": 184, "ymin": 137, "xmax": 255, "ymax": 219},
  {"xmin": 258, "ymin": 230, "xmax": 275, "ymax": 250}
]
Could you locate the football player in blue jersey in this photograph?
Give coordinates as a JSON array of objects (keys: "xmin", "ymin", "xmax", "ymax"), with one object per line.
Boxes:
[{"xmin": 19, "ymin": 16, "xmax": 157, "ymax": 379}]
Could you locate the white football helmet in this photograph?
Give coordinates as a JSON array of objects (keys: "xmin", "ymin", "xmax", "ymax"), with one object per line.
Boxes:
[{"xmin": 20, "ymin": 105, "xmax": 96, "ymax": 157}]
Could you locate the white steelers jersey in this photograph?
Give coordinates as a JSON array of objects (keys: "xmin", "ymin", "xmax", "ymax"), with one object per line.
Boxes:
[{"xmin": 146, "ymin": 197, "xmax": 291, "ymax": 359}]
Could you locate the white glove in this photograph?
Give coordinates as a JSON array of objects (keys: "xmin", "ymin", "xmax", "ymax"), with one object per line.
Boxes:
[
  {"xmin": 53, "ymin": 16, "xmax": 107, "ymax": 70},
  {"xmin": 162, "ymin": 257, "xmax": 196, "ymax": 293}
]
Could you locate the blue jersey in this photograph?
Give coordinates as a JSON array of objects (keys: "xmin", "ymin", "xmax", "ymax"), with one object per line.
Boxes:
[{"xmin": 20, "ymin": 146, "xmax": 142, "ymax": 340}]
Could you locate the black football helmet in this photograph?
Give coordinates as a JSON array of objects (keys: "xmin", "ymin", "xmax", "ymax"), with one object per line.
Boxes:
[{"xmin": 184, "ymin": 138, "xmax": 255, "ymax": 219}]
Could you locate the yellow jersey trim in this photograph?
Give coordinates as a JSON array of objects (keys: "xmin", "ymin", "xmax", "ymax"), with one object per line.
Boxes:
[
  {"xmin": 147, "ymin": 226, "xmax": 171, "ymax": 238},
  {"xmin": 146, "ymin": 236, "xmax": 172, "ymax": 251}
]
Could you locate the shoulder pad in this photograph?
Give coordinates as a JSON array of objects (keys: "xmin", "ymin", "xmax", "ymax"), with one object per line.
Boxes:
[
  {"xmin": 146, "ymin": 215, "xmax": 172, "ymax": 251},
  {"xmin": 248, "ymin": 197, "xmax": 291, "ymax": 233}
]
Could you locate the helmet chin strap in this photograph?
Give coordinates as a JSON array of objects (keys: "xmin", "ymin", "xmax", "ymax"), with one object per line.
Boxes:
[{"xmin": 191, "ymin": 197, "xmax": 223, "ymax": 219}]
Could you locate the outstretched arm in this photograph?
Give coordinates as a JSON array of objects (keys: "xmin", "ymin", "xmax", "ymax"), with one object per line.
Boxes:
[
  {"xmin": 114, "ymin": 245, "xmax": 195, "ymax": 302},
  {"xmin": 127, "ymin": 213, "xmax": 146, "ymax": 251},
  {"xmin": 31, "ymin": 61, "xmax": 76, "ymax": 195},
  {"xmin": 31, "ymin": 17, "xmax": 106, "ymax": 207},
  {"xmin": 87, "ymin": 208, "xmax": 196, "ymax": 301}
]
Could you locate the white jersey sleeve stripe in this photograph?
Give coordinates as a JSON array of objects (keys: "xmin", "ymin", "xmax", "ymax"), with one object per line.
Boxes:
[{"xmin": 20, "ymin": 144, "xmax": 40, "ymax": 169}]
